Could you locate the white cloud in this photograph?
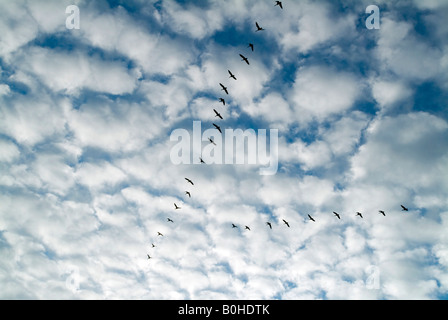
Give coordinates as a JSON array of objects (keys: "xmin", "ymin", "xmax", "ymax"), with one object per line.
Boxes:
[
  {"xmin": 290, "ymin": 66, "xmax": 361, "ymax": 122},
  {"xmin": 19, "ymin": 47, "xmax": 139, "ymax": 95},
  {"xmin": 376, "ymin": 17, "xmax": 446, "ymax": 82},
  {"xmin": 371, "ymin": 79, "xmax": 413, "ymax": 109},
  {"xmin": 0, "ymin": 139, "xmax": 20, "ymax": 163},
  {"xmin": 0, "ymin": 84, "xmax": 11, "ymax": 96}
]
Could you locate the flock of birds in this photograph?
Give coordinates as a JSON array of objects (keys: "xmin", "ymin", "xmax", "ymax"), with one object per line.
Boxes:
[
  {"xmin": 146, "ymin": 2, "xmax": 410, "ymax": 261},
  {"xmin": 147, "ymin": 3, "xmax": 285, "ymax": 261}
]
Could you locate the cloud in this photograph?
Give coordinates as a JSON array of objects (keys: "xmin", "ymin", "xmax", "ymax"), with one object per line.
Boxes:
[
  {"xmin": 17, "ymin": 47, "xmax": 139, "ymax": 95},
  {"xmin": 0, "ymin": 139, "xmax": 20, "ymax": 163},
  {"xmin": 290, "ymin": 66, "xmax": 361, "ymax": 123},
  {"xmin": 1, "ymin": 0, "xmax": 448, "ymax": 301}
]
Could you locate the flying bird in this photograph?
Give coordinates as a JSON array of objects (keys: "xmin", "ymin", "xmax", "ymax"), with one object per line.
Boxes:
[
  {"xmin": 255, "ymin": 22, "xmax": 265, "ymax": 32},
  {"xmin": 239, "ymin": 54, "xmax": 250, "ymax": 65},
  {"xmin": 232, "ymin": 224, "xmax": 238, "ymax": 229},
  {"xmin": 356, "ymin": 212, "xmax": 363, "ymax": 219},
  {"xmin": 248, "ymin": 43, "xmax": 254, "ymax": 51},
  {"xmin": 308, "ymin": 214, "xmax": 316, "ymax": 222},
  {"xmin": 157, "ymin": 232, "xmax": 164, "ymax": 237},
  {"xmin": 266, "ymin": 222, "xmax": 272, "ymax": 229},
  {"xmin": 167, "ymin": 218, "xmax": 174, "ymax": 223},
  {"xmin": 220, "ymin": 83, "xmax": 229, "ymax": 95},
  {"xmin": 213, "ymin": 109, "xmax": 223, "ymax": 120},
  {"xmin": 333, "ymin": 212, "xmax": 341, "ymax": 220},
  {"xmin": 228, "ymin": 70, "xmax": 237, "ymax": 80},
  {"xmin": 401, "ymin": 205, "xmax": 409, "ymax": 211},
  {"xmin": 185, "ymin": 191, "xmax": 191, "ymax": 198},
  {"xmin": 275, "ymin": 1, "xmax": 283, "ymax": 9},
  {"xmin": 199, "ymin": 157, "xmax": 206, "ymax": 164},
  {"xmin": 245, "ymin": 226, "xmax": 251, "ymax": 231},
  {"xmin": 174, "ymin": 203, "xmax": 181, "ymax": 210},
  {"xmin": 185, "ymin": 178, "xmax": 194, "ymax": 185},
  {"xmin": 147, "ymin": 254, "xmax": 152, "ymax": 260},
  {"xmin": 213, "ymin": 123, "xmax": 222, "ymax": 134},
  {"xmin": 282, "ymin": 219, "xmax": 290, "ymax": 228},
  {"xmin": 208, "ymin": 138, "xmax": 217, "ymax": 146},
  {"xmin": 151, "ymin": 243, "xmax": 156, "ymax": 248},
  {"xmin": 219, "ymin": 98, "xmax": 226, "ymax": 106},
  {"xmin": 379, "ymin": 210, "xmax": 386, "ymax": 216}
]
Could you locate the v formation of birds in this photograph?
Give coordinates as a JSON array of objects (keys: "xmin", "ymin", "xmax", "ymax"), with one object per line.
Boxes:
[{"xmin": 146, "ymin": 2, "xmax": 411, "ymax": 261}]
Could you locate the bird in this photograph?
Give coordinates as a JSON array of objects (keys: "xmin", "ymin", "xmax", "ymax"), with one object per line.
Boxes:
[
  {"xmin": 245, "ymin": 226, "xmax": 251, "ymax": 231},
  {"xmin": 248, "ymin": 43, "xmax": 254, "ymax": 51},
  {"xmin": 255, "ymin": 22, "xmax": 265, "ymax": 32},
  {"xmin": 220, "ymin": 83, "xmax": 229, "ymax": 95},
  {"xmin": 228, "ymin": 70, "xmax": 237, "ymax": 80},
  {"xmin": 239, "ymin": 54, "xmax": 250, "ymax": 65},
  {"xmin": 213, "ymin": 123, "xmax": 222, "ymax": 134},
  {"xmin": 333, "ymin": 212, "xmax": 341, "ymax": 220},
  {"xmin": 275, "ymin": 1, "xmax": 283, "ymax": 9},
  {"xmin": 356, "ymin": 212, "xmax": 363, "ymax": 219},
  {"xmin": 174, "ymin": 203, "xmax": 181, "ymax": 210},
  {"xmin": 308, "ymin": 214, "xmax": 316, "ymax": 222},
  {"xmin": 232, "ymin": 224, "xmax": 238, "ymax": 229},
  {"xmin": 282, "ymin": 219, "xmax": 290, "ymax": 228},
  {"xmin": 208, "ymin": 138, "xmax": 217, "ymax": 146},
  {"xmin": 167, "ymin": 218, "xmax": 174, "ymax": 223},
  {"xmin": 213, "ymin": 109, "xmax": 223, "ymax": 120},
  {"xmin": 219, "ymin": 98, "xmax": 226, "ymax": 106},
  {"xmin": 266, "ymin": 222, "xmax": 272, "ymax": 229},
  {"xmin": 185, "ymin": 178, "xmax": 194, "ymax": 185},
  {"xmin": 199, "ymin": 157, "xmax": 206, "ymax": 164},
  {"xmin": 185, "ymin": 191, "xmax": 191, "ymax": 198},
  {"xmin": 379, "ymin": 210, "xmax": 386, "ymax": 216},
  {"xmin": 147, "ymin": 254, "xmax": 152, "ymax": 260},
  {"xmin": 157, "ymin": 232, "xmax": 164, "ymax": 236},
  {"xmin": 151, "ymin": 243, "xmax": 156, "ymax": 248},
  {"xmin": 401, "ymin": 205, "xmax": 409, "ymax": 211}
]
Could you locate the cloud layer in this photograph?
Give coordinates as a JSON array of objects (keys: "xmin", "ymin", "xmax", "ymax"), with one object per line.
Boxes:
[{"xmin": 0, "ymin": 0, "xmax": 447, "ymax": 300}]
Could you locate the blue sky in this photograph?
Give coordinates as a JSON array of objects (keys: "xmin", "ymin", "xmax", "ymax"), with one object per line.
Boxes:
[{"xmin": 0, "ymin": 0, "xmax": 448, "ymax": 299}]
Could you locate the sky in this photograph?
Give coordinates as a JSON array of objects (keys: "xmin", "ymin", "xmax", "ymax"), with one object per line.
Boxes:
[{"xmin": 0, "ymin": 0, "xmax": 448, "ymax": 300}]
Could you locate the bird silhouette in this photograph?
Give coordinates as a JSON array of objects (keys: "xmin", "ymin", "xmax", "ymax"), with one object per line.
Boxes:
[
  {"xmin": 232, "ymin": 224, "xmax": 238, "ymax": 229},
  {"xmin": 219, "ymin": 98, "xmax": 226, "ymax": 106},
  {"xmin": 213, "ymin": 123, "xmax": 222, "ymax": 133},
  {"xmin": 167, "ymin": 218, "xmax": 174, "ymax": 223},
  {"xmin": 401, "ymin": 205, "xmax": 409, "ymax": 211},
  {"xmin": 213, "ymin": 109, "xmax": 223, "ymax": 120},
  {"xmin": 228, "ymin": 70, "xmax": 237, "ymax": 80},
  {"xmin": 275, "ymin": 1, "xmax": 283, "ymax": 9},
  {"xmin": 379, "ymin": 210, "xmax": 386, "ymax": 216},
  {"xmin": 356, "ymin": 212, "xmax": 363, "ymax": 219},
  {"xmin": 266, "ymin": 222, "xmax": 272, "ymax": 229},
  {"xmin": 239, "ymin": 54, "xmax": 250, "ymax": 65},
  {"xmin": 255, "ymin": 22, "xmax": 265, "ymax": 32},
  {"xmin": 174, "ymin": 203, "xmax": 181, "ymax": 210},
  {"xmin": 185, "ymin": 178, "xmax": 194, "ymax": 185},
  {"xmin": 185, "ymin": 191, "xmax": 191, "ymax": 198},
  {"xmin": 333, "ymin": 212, "xmax": 341, "ymax": 220},
  {"xmin": 157, "ymin": 232, "xmax": 164, "ymax": 237},
  {"xmin": 220, "ymin": 83, "xmax": 229, "ymax": 95},
  {"xmin": 248, "ymin": 43, "xmax": 254, "ymax": 51},
  {"xmin": 308, "ymin": 214, "xmax": 316, "ymax": 222},
  {"xmin": 245, "ymin": 226, "xmax": 251, "ymax": 231},
  {"xmin": 208, "ymin": 137, "xmax": 217, "ymax": 146},
  {"xmin": 282, "ymin": 219, "xmax": 290, "ymax": 228},
  {"xmin": 151, "ymin": 243, "xmax": 156, "ymax": 248},
  {"xmin": 147, "ymin": 254, "xmax": 152, "ymax": 260}
]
